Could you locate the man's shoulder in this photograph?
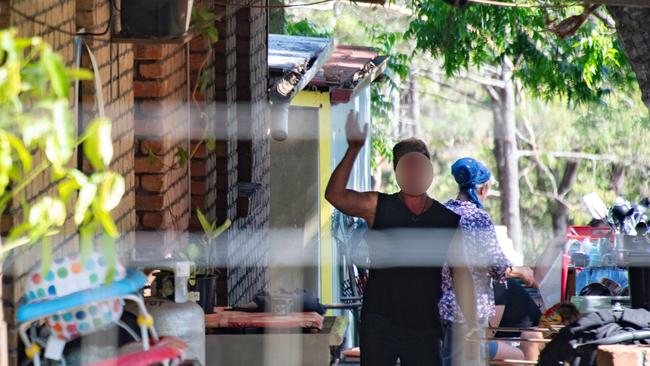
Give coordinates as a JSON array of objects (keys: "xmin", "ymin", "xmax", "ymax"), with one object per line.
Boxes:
[{"xmin": 432, "ymin": 199, "xmax": 461, "ymax": 226}]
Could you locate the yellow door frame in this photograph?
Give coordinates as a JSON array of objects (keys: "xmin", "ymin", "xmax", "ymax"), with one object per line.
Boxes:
[{"xmin": 290, "ymin": 91, "xmax": 334, "ymax": 309}]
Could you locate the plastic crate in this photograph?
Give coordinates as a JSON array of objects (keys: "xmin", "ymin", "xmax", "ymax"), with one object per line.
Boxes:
[{"xmin": 566, "ymin": 226, "xmax": 614, "ymax": 241}]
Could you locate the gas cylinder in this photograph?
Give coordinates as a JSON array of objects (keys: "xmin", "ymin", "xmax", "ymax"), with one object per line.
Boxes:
[{"xmin": 145, "ymin": 298, "xmax": 205, "ymax": 365}]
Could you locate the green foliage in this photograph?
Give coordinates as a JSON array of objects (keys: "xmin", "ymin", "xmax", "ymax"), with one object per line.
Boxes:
[
  {"xmin": 184, "ymin": 210, "xmax": 231, "ymax": 276},
  {"xmin": 406, "ymin": 3, "xmax": 637, "ymax": 103},
  {"xmin": 192, "ymin": 7, "xmax": 220, "ymax": 44},
  {"xmin": 285, "ymin": 19, "xmax": 332, "ymax": 38},
  {"xmin": 0, "ymin": 29, "xmax": 125, "ymax": 274}
]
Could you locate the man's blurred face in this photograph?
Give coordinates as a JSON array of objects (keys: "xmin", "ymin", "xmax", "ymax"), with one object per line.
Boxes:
[{"xmin": 395, "ymin": 152, "xmax": 433, "ymax": 196}]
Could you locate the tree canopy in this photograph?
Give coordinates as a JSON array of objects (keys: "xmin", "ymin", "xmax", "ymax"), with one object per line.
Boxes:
[{"xmin": 406, "ymin": 3, "xmax": 638, "ymax": 102}]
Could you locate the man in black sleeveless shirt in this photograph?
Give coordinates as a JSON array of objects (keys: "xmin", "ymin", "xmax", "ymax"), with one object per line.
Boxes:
[{"xmin": 325, "ymin": 112, "xmax": 477, "ymax": 366}]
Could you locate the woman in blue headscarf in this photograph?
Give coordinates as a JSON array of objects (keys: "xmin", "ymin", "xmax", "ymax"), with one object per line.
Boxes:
[{"xmin": 439, "ymin": 157, "xmax": 523, "ymax": 365}]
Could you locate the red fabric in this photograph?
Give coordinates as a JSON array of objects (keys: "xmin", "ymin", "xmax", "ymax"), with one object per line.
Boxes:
[
  {"xmin": 87, "ymin": 337, "xmax": 186, "ymax": 366},
  {"xmin": 206, "ymin": 309, "xmax": 324, "ymax": 330}
]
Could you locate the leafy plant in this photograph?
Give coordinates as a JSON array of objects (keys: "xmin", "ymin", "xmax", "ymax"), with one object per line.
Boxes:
[
  {"xmin": 285, "ymin": 19, "xmax": 331, "ymax": 38},
  {"xmin": 0, "ymin": 29, "xmax": 124, "ymax": 273},
  {"xmin": 184, "ymin": 209, "xmax": 231, "ymax": 279}
]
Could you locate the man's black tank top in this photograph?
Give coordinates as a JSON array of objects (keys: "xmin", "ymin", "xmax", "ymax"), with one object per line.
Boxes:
[{"xmin": 362, "ymin": 192, "xmax": 460, "ymax": 330}]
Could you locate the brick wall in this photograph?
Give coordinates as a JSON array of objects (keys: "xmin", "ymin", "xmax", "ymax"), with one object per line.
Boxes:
[
  {"xmin": 133, "ymin": 43, "xmax": 190, "ymax": 249},
  {"xmin": 0, "ymin": 1, "xmax": 136, "ymax": 364},
  {"xmin": 77, "ymin": 0, "xmax": 137, "ymax": 250},
  {"xmin": 1, "ymin": 1, "xmax": 274, "ymax": 358},
  {"xmin": 1, "ymin": 2, "xmax": 78, "ymax": 364},
  {"xmin": 189, "ymin": 1, "xmax": 218, "ymax": 230},
  {"xmin": 226, "ymin": 0, "xmax": 271, "ymax": 306}
]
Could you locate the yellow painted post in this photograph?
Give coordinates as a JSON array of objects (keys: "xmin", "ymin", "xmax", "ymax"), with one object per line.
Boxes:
[{"xmin": 291, "ymin": 91, "xmax": 334, "ymax": 309}]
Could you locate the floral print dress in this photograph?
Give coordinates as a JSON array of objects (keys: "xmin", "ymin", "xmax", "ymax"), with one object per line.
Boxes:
[{"xmin": 439, "ymin": 199, "xmax": 512, "ymax": 323}]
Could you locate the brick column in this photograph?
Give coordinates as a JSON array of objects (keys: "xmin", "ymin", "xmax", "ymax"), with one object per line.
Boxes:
[
  {"xmin": 188, "ymin": 32, "xmax": 218, "ymax": 229},
  {"xmin": 133, "ymin": 43, "xmax": 191, "ymax": 250},
  {"xmin": 225, "ymin": 0, "xmax": 271, "ymax": 306}
]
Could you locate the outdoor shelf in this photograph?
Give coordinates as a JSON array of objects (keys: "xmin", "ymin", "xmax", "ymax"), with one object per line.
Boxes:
[{"xmin": 110, "ymin": 31, "xmax": 195, "ymax": 45}]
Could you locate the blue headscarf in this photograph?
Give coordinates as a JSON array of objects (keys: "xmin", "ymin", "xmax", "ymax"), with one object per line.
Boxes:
[{"xmin": 451, "ymin": 157, "xmax": 492, "ymax": 208}]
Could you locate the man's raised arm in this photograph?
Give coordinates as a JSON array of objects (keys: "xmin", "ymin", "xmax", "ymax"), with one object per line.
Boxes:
[{"xmin": 324, "ymin": 111, "xmax": 377, "ymax": 227}]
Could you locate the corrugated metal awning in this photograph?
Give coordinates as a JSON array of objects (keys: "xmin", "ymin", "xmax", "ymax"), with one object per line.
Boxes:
[{"xmin": 268, "ymin": 34, "xmax": 333, "ymax": 101}]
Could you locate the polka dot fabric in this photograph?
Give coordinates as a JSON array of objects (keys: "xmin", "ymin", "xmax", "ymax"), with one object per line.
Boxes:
[
  {"xmin": 25, "ymin": 252, "xmax": 126, "ymax": 303},
  {"xmin": 46, "ymin": 299, "xmax": 124, "ymax": 340},
  {"xmin": 24, "ymin": 252, "xmax": 127, "ymax": 340}
]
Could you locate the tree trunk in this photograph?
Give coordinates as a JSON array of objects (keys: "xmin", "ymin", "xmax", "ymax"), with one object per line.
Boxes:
[
  {"xmin": 608, "ymin": 6, "xmax": 650, "ymax": 112},
  {"xmin": 491, "ymin": 59, "xmax": 523, "ymax": 251},
  {"xmin": 551, "ymin": 160, "xmax": 580, "ymax": 236},
  {"xmin": 610, "ymin": 163, "xmax": 626, "ymax": 194},
  {"xmin": 408, "ymin": 75, "xmax": 421, "ymax": 137}
]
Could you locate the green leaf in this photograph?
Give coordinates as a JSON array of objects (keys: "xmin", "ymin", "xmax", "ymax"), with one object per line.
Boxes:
[
  {"xmin": 97, "ymin": 172, "xmax": 125, "ymax": 211},
  {"xmin": 79, "ymin": 224, "xmax": 95, "ymax": 260},
  {"xmin": 206, "ymin": 139, "xmax": 216, "ymax": 151},
  {"xmin": 146, "ymin": 148, "xmax": 158, "ymax": 164},
  {"xmin": 68, "ymin": 169, "xmax": 89, "ymax": 186},
  {"xmin": 75, "ymin": 182, "xmax": 97, "ymax": 225},
  {"xmin": 58, "ymin": 178, "xmax": 80, "ymax": 202},
  {"xmin": 97, "ymin": 211, "xmax": 119, "ymax": 238},
  {"xmin": 21, "ymin": 118, "xmax": 51, "ymax": 147},
  {"xmin": 196, "ymin": 209, "xmax": 212, "ymax": 234},
  {"xmin": 84, "ymin": 118, "xmax": 114, "ymax": 170},
  {"xmin": 186, "ymin": 242, "xmax": 202, "ymax": 260},
  {"xmin": 8, "ymin": 222, "xmax": 31, "ymax": 242},
  {"xmin": 6, "ymin": 132, "xmax": 32, "ymax": 172},
  {"xmin": 175, "ymin": 147, "xmax": 189, "ymax": 167},
  {"xmin": 42, "ymin": 48, "xmax": 68, "ymax": 98},
  {"xmin": 46, "ymin": 99, "xmax": 74, "ymax": 168},
  {"xmin": 29, "ymin": 197, "xmax": 66, "ymax": 227},
  {"xmin": 67, "ymin": 68, "xmax": 94, "ymax": 81},
  {"xmin": 209, "ymin": 218, "xmax": 231, "ymax": 241},
  {"xmin": 206, "ymin": 27, "xmax": 220, "ymax": 44},
  {"xmin": 101, "ymin": 232, "xmax": 118, "ymax": 284}
]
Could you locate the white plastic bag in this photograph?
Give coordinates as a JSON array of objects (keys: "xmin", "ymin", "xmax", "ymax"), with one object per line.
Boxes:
[{"xmin": 538, "ymin": 251, "xmax": 563, "ymax": 310}]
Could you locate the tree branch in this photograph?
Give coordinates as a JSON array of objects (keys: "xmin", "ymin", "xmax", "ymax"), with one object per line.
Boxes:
[{"xmin": 484, "ymin": 85, "xmax": 501, "ymax": 103}]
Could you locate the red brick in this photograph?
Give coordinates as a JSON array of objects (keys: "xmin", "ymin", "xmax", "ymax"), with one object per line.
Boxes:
[
  {"xmin": 140, "ymin": 139, "xmax": 171, "ymax": 155},
  {"xmin": 140, "ymin": 63, "xmax": 164, "ymax": 79},
  {"xmin": 190, "ymin": 141, "xmax": 208, "ymax": 158},
  {"xmin": 191, "ymin": 195, "xmax": 207, "ymax": 211},
  {"xmin": 190, "ymin": 37, "xmax": 209, "ymax": 52},
  {"xmin": 135, "ymin": 157, "xmax": 166, "ymax": 174},
  {"xmin": 191, "ymin": 180, "xmax": 207, "ymax": 194},
  {"xmin": 134, "ymin": 45, "xmax": 165, "ymax": 60},
  {"xmin": 191, "ymin": 160, "xmax": 207, "ymax": 176},
  {"xmin": 190, "ymin": 53, "xmax": 208, "ymax": 71},
  {"xmin": 134, "ymin": 80, "xmax": 169, "ymax": 98},
  {"xmin": 136, "ymin": 195, "xmax": 164, "ymax": 211},
  {"xmin": 141, "ymin": 212, "xmax": 165, "ymax": 229},
  {"xmin": 141, "ymin": 175, "xmax": 166, "ymax": 192}
]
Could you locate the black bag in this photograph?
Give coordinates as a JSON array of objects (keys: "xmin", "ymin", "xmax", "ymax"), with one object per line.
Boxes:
[{"xmin": 538, "ymin": 308, "xmax": 650, "ymax": 366}]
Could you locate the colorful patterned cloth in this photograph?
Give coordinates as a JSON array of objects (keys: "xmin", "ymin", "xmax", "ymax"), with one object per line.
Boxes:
[
  {"xmin": 439, "ymin": 199, "xmax": 512, "ymax": 323},
  {"xmin": 23, "ymin": 252, "xmax": 126, "ymax": 340}
]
